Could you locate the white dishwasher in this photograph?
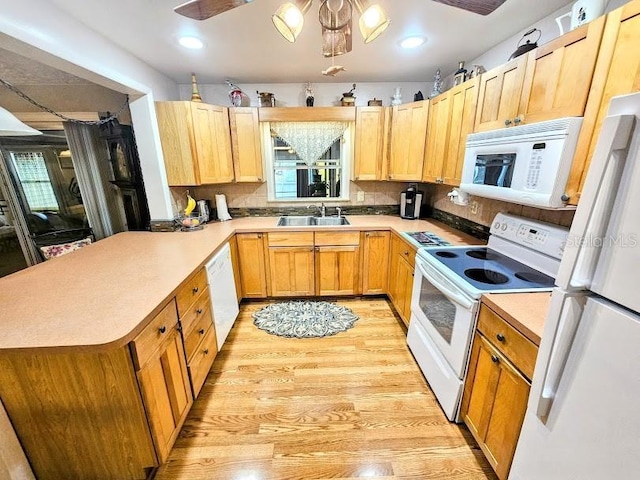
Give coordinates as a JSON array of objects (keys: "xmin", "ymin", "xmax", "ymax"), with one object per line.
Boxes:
[{"xmin": 205, "ymin": 242, "xmax": 240, "ymax": 351}]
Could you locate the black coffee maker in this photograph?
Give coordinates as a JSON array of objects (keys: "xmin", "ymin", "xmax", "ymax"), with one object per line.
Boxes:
[{"xmin": 400, "ymin": 184, "xmax": 424, "ymax": 219}]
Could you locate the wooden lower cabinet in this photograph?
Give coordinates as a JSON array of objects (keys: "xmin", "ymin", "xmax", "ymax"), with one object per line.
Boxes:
[
  {"xmin": 136, "ymin": 325, "xmax": 193, "ymax": 463},
  {"xmin": 269, "ymin": 246, "xmax": 315, "ymax": 296},
  {"xmin": 236, "ymin": 233, "xmax": 268, "ymax": 298},
  {"xmin": 388, "ymin": 233, "xmax": 417, "ymax": 326},
  {"xmin": 460, "ymin": 304, "xmax": 537, "ymax": 480},
  {"xmin": 361, "ymin": 231, "xmax": 390, "ymax": 294},
  {"xmin": 229, "ymin": 235, "xmax": 243, "ymax": 303},
  {"xmin": 315, "ymin": 231, "xmax": 361, "ymax": 296}
]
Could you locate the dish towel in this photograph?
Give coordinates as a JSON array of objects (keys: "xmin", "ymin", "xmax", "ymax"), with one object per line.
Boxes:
[{"xmin": 215, "ymin": 194, "xmax": 232, "ymax": 221}]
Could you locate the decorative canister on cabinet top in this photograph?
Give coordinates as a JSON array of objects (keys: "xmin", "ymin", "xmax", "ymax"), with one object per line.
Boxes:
[{"xmin": 257, "ymin": 91, "xmax": 275, "ymax": 107}]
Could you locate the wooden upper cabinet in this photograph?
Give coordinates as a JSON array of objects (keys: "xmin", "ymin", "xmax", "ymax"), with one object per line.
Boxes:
[
  {"xmin": 566, "ymin": 1, "xmax": 640, "ymax": 203},
  {"xmin": 354, "ymin": 106, "xmax": 386, "ymax": 180},
  {"xmin": 474, "ymin": 56, "xmax": 528, "ymax": 132},
  {"xmin": 444, "ymin": 78, "xmax": 480, "ymax": 185},
  {"xmin": 229, "ymin": 107, "xmax": 264, "ymax": 182},
  {"xmin": 389, "ymin": 101, "xmax": 429, "ymax": 181},
  {"xmin": 518, "ymin": 16, "xmax": 606, "ymax": 125},
  {"xmin": 155, "ymin": 101, "xmax": 234, "ymax": 186},
  {"xmin": 423, "ymin": 92, "xmax": 452, "ymax": 184}
]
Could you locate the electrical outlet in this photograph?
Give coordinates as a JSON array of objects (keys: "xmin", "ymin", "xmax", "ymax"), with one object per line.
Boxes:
[
  {"xmin": 469, "ymin": 201, "xmax": 479, "ymax": 215},
  {"xmin": 357, "ymin": 191, "xmax": 365, "ymax": 202}
]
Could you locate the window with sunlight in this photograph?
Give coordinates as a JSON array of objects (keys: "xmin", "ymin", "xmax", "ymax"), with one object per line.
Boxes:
[{"xmin": 11, "ymin": 152, "xmax": 59, "ymax": 211}]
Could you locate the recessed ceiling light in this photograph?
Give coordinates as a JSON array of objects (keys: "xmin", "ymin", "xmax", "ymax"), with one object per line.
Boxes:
[
  {"xmin": 400, "ymin": 36, "xmax": 426, "ymax": 49},
  {"xmin": 178, "ymin": 36, "xmax": 204, "ymax": 49}
]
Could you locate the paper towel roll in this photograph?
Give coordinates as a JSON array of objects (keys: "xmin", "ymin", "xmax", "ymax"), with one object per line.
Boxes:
[{"xmin": 215, "ymin": 194, "xmax": 232, "ymax": 221}]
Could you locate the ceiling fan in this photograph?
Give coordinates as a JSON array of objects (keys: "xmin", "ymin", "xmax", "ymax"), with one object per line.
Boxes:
[{"xmin": 173, "ymin": 0, "xmax": 507, "ymax": 21}]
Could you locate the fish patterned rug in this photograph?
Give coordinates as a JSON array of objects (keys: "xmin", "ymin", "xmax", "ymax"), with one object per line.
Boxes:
[{"xmin": 252, "ymin": 301, "xmax": 359, "ymax": 338}]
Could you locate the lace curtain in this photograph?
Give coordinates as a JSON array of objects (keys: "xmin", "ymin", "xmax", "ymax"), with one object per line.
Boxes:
[{"xmin": 270, "ymin": 121, "xmax": 348, "ymax": 165}]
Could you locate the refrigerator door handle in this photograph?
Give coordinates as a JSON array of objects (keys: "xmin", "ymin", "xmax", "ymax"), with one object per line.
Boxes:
[
  {"xmin": 555, "ymin": 115, "xmax": 635, "ymax": 290},
  {"xmin": 536, "ymin": 295, "xmax": 587, "ymax": 420}
]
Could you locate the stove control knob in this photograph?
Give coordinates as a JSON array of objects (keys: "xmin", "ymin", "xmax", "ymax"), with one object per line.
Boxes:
[
  {"xmin": 501, "ymin": 223, "xmax": 508, "ymax": 231},
  {"xmin": 494, "ymin": 221, "xmax": 501, "ymax": 230}
]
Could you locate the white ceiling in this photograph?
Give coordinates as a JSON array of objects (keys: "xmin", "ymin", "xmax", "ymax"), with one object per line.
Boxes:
[{"xmin": 45, "ymin": 0, "xmax": 572, "ymax": 85}]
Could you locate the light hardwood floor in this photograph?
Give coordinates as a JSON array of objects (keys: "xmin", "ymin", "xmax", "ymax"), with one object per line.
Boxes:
[{"xmin": 155, "ymin": 298, "xmax": 496, "ymax": 480}]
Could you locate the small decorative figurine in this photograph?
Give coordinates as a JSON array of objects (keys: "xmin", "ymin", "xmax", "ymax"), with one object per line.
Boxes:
[
  {"xmin": 226, "ymin": 80, "xmax": 243, "ymax": 107},
  {"xmin": 190, "ymin": 73, "xmax": 202, "ymax": 102},
  {"xmin": 430, "ymin": 69, "xmax": 443, "ymax": 98},
  {"xmin": 305, "ymin": 83, "xmax": 314, "ymax": 107}
]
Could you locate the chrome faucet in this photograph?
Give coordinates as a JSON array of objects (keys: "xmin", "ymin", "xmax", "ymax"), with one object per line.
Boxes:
[
  {"xmin": 307, "ymin": 203, "xmax": 326, "ymax": 217},
  {"xmin": 336, "ymin": 206, "xmax": 342, "ymax": 218}
]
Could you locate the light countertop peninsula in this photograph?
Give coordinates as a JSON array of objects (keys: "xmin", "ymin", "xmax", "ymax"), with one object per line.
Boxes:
[{"xmin": 0, "ymin": 215, "xmax": 481, "ymax": 353}]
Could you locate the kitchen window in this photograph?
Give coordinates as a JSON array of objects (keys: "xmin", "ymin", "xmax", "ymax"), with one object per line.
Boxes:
[
  {"xmin": 10, "ymin": 151, "xmax": 59, "ymax": 211},
  {"xmin": 262, "ymin": 121, "xmax": 352, "ymax": 201}
]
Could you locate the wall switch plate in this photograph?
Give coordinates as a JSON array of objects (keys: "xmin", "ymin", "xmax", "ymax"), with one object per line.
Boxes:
[{"xmin": 357, "ymin": 191, "xmax": 365, "ymax": 202}]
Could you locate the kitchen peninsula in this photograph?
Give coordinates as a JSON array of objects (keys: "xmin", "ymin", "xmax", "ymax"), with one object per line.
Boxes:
[{"xmin": 0, "ymin": 215, "xmax": 480, "ymax": 479}]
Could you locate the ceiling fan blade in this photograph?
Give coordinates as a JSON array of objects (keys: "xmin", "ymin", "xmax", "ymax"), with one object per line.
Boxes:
[
  {"xmin": 432, "ymin": 0, "xmax": 507, "ymax": 16},
  {"xmin": 174, "ymin": 0, "xmax": 254, "ymax": 21}
]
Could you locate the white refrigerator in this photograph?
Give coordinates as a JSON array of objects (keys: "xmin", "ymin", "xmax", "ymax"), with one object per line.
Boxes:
[{"xmin": 509, "ymin": 92, "xmax": 640, "ymax": 479}]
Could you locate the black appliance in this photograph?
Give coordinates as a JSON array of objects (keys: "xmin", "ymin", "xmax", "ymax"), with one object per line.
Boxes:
[{"xmin": 400, "ymin": 184, "xmax": 423, "ymax": 219}]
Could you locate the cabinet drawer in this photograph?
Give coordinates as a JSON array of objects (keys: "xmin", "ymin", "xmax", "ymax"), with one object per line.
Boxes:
[
  {"xmin": 477, "ymin": 304, "xmax": 538, "ymax": 380},
  {"xmin": 268, "ymin": 232, "xmax": 314, "ymax": 247},
  {"xmin": 188, "ymin": 325, "xmax": 217, "ymax": 397},
  {"xmin": 392, "ymin": 234, "xmax": 416, "ymax": 268},
  {"xmin": 314, "ymin": 231, "xmax": 360, "ymax": 246},
  {"xmin": 180, "ymin": 286, "xmax": 211, "ymax": 335},
  {"xmin": 131, "ymin": 300, "xmax": 179, "ymax": 369},
  {"xmin": 184, "ymin": 310, "xmax": 214, "ymax": 363},
  {"xmin": 176, "ymin": 268, "xmax": 208, "ymax": 317}
]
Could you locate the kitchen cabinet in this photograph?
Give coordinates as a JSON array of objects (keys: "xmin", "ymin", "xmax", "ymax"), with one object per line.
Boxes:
[
  {"xmin": 388, "ymin": 232, "xmax": 417, "ymax": 326},
  {"xmin": 423, "ymin": 78, "xmax": 480, "ymax": 185},
  {"xmin": 229, "ymin": 235, "xmax": 243, "ymax": 303},
  {"xmin": 175, "ymin": 269, "xmax": 218, "ymax": 398},
  {"xmin": 353, "ymin": 106, "xmax": 388, "ymax": 180},
  {"xmin": 566, "ymin": 1, "xmax": 640, "ymax": 203},
  {"xmin": 267, "ymin": 232, "xmax": 315, "ymax": 296},
  {"xmin": 134, "ymin": 300, "xmax": 193, "ymax": 463},
  {"xmin": 388, "ymin": 101, "xmax": 429, "ymax": 181},
  {"xmin": 474, "ymin": 17, "xmax": 605, "ymax": 133},
  {"xmin": 315, "ymin": 231, "xmax": 361, "ymax": 296},
  {"xmin": 229, "ymin": 107, "xmax": 264, "ymax": 182},
  {"xmin": 155, "ymin": 101, "xmax": 234, "ymax": 186},
  {"xmin": 361, "ymin": 230, "xmax": 390, "ymax": 294},
  {"xmin": 236, "ymin": 232, "xmax": 268, "ymax": 298},
  {"xmin": 460, "ymin": 303, "xmax": 538, "ymax": 480}
]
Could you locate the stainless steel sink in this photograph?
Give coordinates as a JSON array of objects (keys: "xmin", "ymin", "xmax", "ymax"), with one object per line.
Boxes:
[
  {"xmin": 276, "ymin": 216, "xmax": 315, "ymax": 226},
  {"xmin": 276, "ymin": 216, "xmax": 350, "ymax": 226},
  {"xmin": 312, "ymin": 217, "xmax": 350, "ymax": 226}
]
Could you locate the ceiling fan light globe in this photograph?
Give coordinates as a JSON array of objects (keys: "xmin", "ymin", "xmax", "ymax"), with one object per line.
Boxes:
[
  {"xmin": 272, "ymin": 3, "xmax": 304, "ymax": 42},
  {"xmin": 359, "ymin": 5, "xmax": 390, "ymax": 43}
]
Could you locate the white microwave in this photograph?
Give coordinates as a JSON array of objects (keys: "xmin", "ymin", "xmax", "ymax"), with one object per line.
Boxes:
[{"xmin": 459, "ymin": 117, "xmax": 583, "ymax": 208}]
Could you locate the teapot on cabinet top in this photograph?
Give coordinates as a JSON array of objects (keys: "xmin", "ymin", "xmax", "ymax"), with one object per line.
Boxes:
[{"xmin": 556, "ymin": 0, "xmax": 605, "ymax": 35}]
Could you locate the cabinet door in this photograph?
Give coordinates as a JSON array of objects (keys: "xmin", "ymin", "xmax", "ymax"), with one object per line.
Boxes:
[
  {"xmin": 155, "ymin": 101, "xmax": 198, "ymax": 186},
  {"xmin": 192, "ymin": 103, "xmax": 234, "ymax": 184},
  {"xmin": 389, "ymin": 101, "xmax": 429, "ymax": 181},
  {"xmin": 137, "ymin": 328, "xmax": 193, "ymax": 463},
  {"xmin": 566, "ymin": 1, "xmax": 640, "ymax": 203},
  {"xmin": 268, "ymin": 247, "xmax": 315, "ymax": 296},
  {"xmin": 229, "ymin": 107, "xmax": 264, "ymax": 182},
  {"xmin": 423, "ymin": 91, "xmax": 452, "ymax": 183},
  {"xmin": 315, "ymin": 245, "xmax": 360, "ymax": 296},
  {"xmin": 229, "ymin": 235, "xmax": 243, "ymax": 302},
  {"xmin": 236, "ymin": 233, "xmax": 268, "ymax": 298},
  {"xmin": 474, "ymin": 56, "xmax": 527, "ymax": 132},
  {"xmin": 518, "ymin": 16, "xmax": 605, "ymax": 126},
  {"xmin": 396, "ymin": 255, "xmax": 414, "ymax": 327},
  {"xmin": 461, "ymin": 334, "xmax": 530, "ymax": 480},
  {"xmin": 354, "ymin": 107, "xmax": 385, "ymax": 180},
  {"xmin": 443, "ymin": 78, "xmax": 480, "ymax": 185},
  {"xmin": 361, "ymin": 231, "xmax": 390, "ymax": 294}
]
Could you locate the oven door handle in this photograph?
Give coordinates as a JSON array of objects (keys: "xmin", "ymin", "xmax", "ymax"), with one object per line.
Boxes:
[{"xmin": 415, "ymin": 258, "xmax": 475, "ymax": 310}]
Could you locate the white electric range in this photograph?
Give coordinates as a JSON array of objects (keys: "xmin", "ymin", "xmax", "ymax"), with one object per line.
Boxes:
[{"xmin": 406, "ymin": 213, "xmax": 569, "ymax": 421}]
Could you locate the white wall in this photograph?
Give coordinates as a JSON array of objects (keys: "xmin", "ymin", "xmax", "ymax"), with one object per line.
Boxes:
[
  {"xmin": 178, "ymin": 82, "xmax": 432, "ymax": 107},
  {"xmin": 0, "ymin": 0, "xmax": 179, "ymax": 219}
]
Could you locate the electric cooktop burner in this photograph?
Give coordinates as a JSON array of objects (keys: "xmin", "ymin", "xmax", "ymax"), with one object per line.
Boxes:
[{"xmin": 421, "ymin": 246, "xmax": 555, "ymax": 292}]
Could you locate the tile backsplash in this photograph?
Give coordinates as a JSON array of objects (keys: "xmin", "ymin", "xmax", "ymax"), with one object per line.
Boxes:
[
  {"xmin": 170, "ymin": 181, "xmax": 409, "ymax": 212},
  {"xmin": 426, "ymin": 184, "xmax": 575, "ymax": 228}
]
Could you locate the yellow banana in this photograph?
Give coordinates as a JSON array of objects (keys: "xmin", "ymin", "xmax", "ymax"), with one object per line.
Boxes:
[{"xmin": 184, "ymin": 194, "xmax": 196, "ymax": 216}]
